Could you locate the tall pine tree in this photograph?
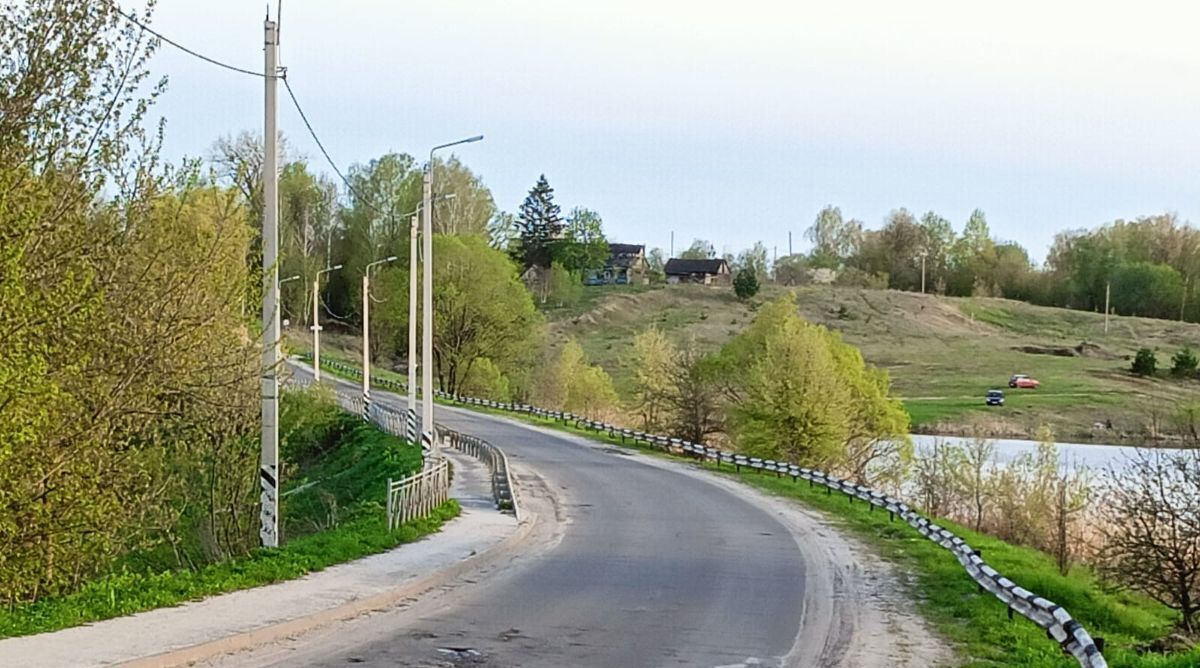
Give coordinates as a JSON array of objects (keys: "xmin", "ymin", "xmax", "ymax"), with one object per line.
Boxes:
[{"xmin": 514, "ymin": 174, "xmax": 564, "ymax": 270}]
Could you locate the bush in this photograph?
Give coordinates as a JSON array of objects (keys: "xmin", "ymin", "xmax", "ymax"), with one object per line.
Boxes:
[
  {"xmin": 733, "ymin": 268, "xmax": 760, "ymax": 300},
  {"xmin": 1132, "ymin": 348, "xmax": 1158, "ymax": 377},
  {"xmin": 1171, "ymin": 347, "xmax": 1198, "ymax": 377},
  {"xmin": 834, "ymin": 266, "xmax": 889, "ymax": 289}
]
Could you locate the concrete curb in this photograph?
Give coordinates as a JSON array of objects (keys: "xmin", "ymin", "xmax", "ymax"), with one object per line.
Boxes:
[{"xmin": 117, "ymin": 512, "xmax": 537, "ymax": 668}]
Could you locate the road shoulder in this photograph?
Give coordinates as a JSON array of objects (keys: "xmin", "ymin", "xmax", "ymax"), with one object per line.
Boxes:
[{"xmin": 0, "ymin": 450, "xmax": 525, "ymax": 668}]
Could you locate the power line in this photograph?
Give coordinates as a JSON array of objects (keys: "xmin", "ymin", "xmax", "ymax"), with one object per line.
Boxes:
[
  {"xmin": 282, "ymin": 75, "xmax": 387, "ymax": 217},
  {"xmin": 104, "ymin": 1, "xmax": 264, "ymax": 78}
]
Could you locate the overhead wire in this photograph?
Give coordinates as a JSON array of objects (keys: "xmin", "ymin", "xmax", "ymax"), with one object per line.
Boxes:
[{"xmin": 102, "ymin": 0, "xmax": 264, "ymax": 78}]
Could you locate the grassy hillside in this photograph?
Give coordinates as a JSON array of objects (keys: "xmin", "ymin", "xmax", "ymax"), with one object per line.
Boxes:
[{"xmin": 545, "ymin": 284, "xmax": 1200, "ymax": 443}]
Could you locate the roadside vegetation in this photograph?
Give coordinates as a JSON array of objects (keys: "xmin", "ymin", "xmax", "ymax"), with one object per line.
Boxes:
[{"xmin": 0, "ymin": 388, "xmax": 455, "ymax": 639}]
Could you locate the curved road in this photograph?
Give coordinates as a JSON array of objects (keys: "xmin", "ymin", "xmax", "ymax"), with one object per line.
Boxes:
[{"xmin": 222, "ymin": 366, "xmax": 942, "ymax": 667}]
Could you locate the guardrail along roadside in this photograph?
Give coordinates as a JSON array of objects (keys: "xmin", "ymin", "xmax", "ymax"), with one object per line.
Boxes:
[
  {"xmin": 288, "ymin": 367, "xmax": 519, "ymax": 524},
  {"xmin": 302, "ymin": 354, "xmax": 1106, "ymax": 668}
]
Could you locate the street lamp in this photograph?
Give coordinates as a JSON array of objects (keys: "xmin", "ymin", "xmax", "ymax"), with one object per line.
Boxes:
[
  {"xmin": 280, "ymin": 274, "xmax": 301, "ymax": 284},
  {"xmin": 312, "ymin": 264, "xmax": 343, "ymax": 381},
  {"xmin": 400, "ymin": 193, "xmax": 456, "ymax": 442},
  {"xmin": 362, "ymin": 255, "xmax": 397, "ymax": 420},
  {"xmin": 421, "ymin": 136, "xmax": 483, "ymax": 458}
]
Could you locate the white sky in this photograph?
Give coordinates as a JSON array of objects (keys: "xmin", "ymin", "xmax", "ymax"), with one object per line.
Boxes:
[{"xmin": 146, "ymin": 1, "xmax": 1200, "ymax": 262}]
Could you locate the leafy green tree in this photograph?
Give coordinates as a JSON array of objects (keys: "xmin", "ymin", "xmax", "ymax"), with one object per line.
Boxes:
[
  {"xmin": 646, "ymin": 247, "xmax": 667, "ymax": 281},
  {"xmin": 1111, "ymin": 261, "xmax": 1184, "ymax": 319},
  {"xmin": 1132, "ymin": 348, "xmax": 1158, "ymax": 377},
  {"xmin": 716, "ymin": 295, "xmax": 909, "ymax": 484},
  {"xmin": 487, "ymin": 210, "xmax": 518, "ymax": 250},
  {"xmin": 773, "ymin": 254, "xmax": 810, "ymax": 286},
  {"xmin": 532, "ymin": 340, "xmax": 618, "ymax": 419},
  {"xmin": 512, "ymin": 174, "xmax": 563, "ymax": 270},
  {"xmin": 1172, "ymin": 347, "xmax": 1198, "ymax": 378},
  {"xmin": 679, "ymin": 239, "xmax": 716, "ymax": 260},
  {"xmin": 429, "ymin": 236, "xmax": 541, "ymax": 394},
  {"xmin": 459, "ymin": 357, "xmax": 512, "ymax": 401},
  {"xmin": 806, "ymin": 205, "xmax": 861, "ymax": 268},
  {"xmin": 733, "ymin": 267, "xmax": 760, "ymax": 300},
  {"xmin": 918, "ymin": 211, "xmax": 955, "ymax": 291},
  {"xmin": 629, "ymin": 327, "xmax": 678, "ymax": 431},
  {"xmin": 431, "ymin": 155, "xmax": 495, "ymax": 236},
  {"xmin": 734, "ymin": 242, "xmax": 769, "ymax": 277},
  {"xmin": 557, "ymin": 207, "xmax": 609, "ymax": 276}
]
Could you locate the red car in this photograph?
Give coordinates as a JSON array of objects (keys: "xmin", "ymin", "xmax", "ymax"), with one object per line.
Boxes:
[{"xmin": 1009, "ymin": 374, "xmax": 1040, "ymax": 389}]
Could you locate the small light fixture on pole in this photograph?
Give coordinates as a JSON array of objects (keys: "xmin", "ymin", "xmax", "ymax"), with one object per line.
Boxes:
[
  {"xmin": 312, "ymin": 264, "xmax": 343, "ymax": 381},
  {"xmin": 421, "ymin": 135, "xmax": 483, "ymax": 459},
  {"xmin": 362, "ymin": 255, "xmax": 397, "ymax": 421}
]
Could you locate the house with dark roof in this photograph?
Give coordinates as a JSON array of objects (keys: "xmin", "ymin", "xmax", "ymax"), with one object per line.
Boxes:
[
  {"xmin": 586, "ymin": 243, "xmax": 647, "ymax": 285},
  {"xmin": 664, "ymin": 258, "xmax": 731, "ymax": 285}
]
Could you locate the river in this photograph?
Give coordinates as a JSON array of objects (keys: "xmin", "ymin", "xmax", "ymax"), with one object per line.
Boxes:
[{"xmin": 910, "ymin": 433, "xmax": 1196, "ymax": 471}]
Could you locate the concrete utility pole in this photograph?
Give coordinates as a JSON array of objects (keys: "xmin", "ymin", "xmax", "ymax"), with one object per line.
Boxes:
[
  {"xmin": 422, "ymin": 136, "xmax": 483, "ymax": 461},
  {"xmin": 919, "ymin": 251, "xmax": 927, "ymax": 294},
  {"xmin": 407, "ymin": 214, "xmax": 419, "ymax": 442},
  {"xmin": 1104, "ymin": 281, "xmax": 1111, "ymax": 334},
  {"xmin": 788, "ymin": 230, "xmax": 793, "ymax": 256},
  {"xmin": 670, "ymin": 231, "xmax": 674, "ymax": 258},
  {"xmin": 259, "ymin": 15, "xmax": 280, "ymax": 549},
  {"xmin": 363, "ymin": 256, "xmax": 397, "ymax": 420},
  {"xmin": 312, "ymin": 264, "xmax": 342, "ymax": 381}
]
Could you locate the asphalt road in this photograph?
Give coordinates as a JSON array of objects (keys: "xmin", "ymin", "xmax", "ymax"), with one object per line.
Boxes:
[{"xmin": 268, "ymin": 365, "xmax": 809, "ymax": 667}]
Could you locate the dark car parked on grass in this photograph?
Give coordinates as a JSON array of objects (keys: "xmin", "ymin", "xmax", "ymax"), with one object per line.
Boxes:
[{"xmin": 986, "ymin": 389, "xmax": 1005, "ymax": 406}]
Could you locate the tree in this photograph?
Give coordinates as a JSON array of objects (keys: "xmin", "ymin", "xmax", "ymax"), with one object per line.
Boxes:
[
  {"xmin": 487, "ymin": 210, "xmax": 518, "ymax": 250},
  {"xmin": 667, "ymin": 342, "xmax": 723, "ymax": 444},
  {"xmin": 1132, "ymin": 348, "xmax": 1158, "ymax": 376},
  {"xmin": 629, "ymin": 328, "xmax": 678, "ymax": 432},
  {"xmin": 557, "ymin": 207, "xmax": 609, "ymax": 277},
  {"xmin": 919, "ymin": 211, "xmax": 956, "ymax": 291},
  {"xmin": 806, "ymin": 205, "xmax": 861, "ymax": 268},
  {"xmin": 1099, "ymin": 449, "xmax": 1200, "ymax": 632},
  {"xmin": 773, "ymin": 254, "xmax": 810, "ymax": 286},
  {"xmin": 1111, "ymin": 261, "xmax": 1185, "ymax": 319},
  {"xmin": 531, "ymin": 340, "xmax": 618, "ymax": 420},
  {"xmin": 1, "ymin": 0, "xmax": 262, "ymax": 602},
  {"xmin": 718, "ymin": 295, "xmax": 908, "ymax": 480},
  {"xmin": 1173, "ymin": 347, "xmax": 1199, "ymax": 378},
  {"xmin": 733, "ymin": 267, "xmax": 760, "ymax": 300},
  {"xmin": 427, "ymin": 235, "xmax": 541, "ymax": 394},
  {"xmin": 646, "ymin": 247, "xmax": 666, "ymax": 282},
  {"xmin": 431, "ymin": 155, "xmax": 495, "ymax": 236},
  {"xmin": 734, "ymin": 242, "xmax": 770, "ymax": 277},
  {"xmin": 680, "ymin": 239, "xmax": 716, "ymax": 260},
  {"xmin": 512, "ymin": 174, "xmax": 563, "ymax": 270}
]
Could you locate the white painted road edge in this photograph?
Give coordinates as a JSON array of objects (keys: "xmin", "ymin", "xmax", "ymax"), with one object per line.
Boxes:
[{"xmin": 0, "ymin": 449, "xmax": 523, "ymax": 668}]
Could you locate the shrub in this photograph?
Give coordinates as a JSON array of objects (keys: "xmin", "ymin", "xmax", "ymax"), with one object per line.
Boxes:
[
  {"xmin": 1132, "ymin": 348, "xmax": 1158, "ymax": 376},
  {"xmin": 1171, "ymin": 347, "xmax": 1198, "ymax": 377},
  {"xmin": 733, "ymin": 268, "xmax": 759, "ymax": 300}
]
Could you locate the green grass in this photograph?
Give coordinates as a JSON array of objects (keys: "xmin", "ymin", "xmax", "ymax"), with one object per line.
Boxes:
[
  {"xmin": 0, "ymin": 394, "xmax": 459, "ymax": 639},
  {"xmin": 542, "ymin": 284, "xmax": 1200, "ymax": 443},
  {"xmin": 433, "ymin": 395, "xmax": 1198, "ymax": 667}
]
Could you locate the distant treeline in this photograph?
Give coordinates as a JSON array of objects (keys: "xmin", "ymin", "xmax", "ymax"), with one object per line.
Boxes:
[{"xmin": 792, "ymin": 206, "xmax": 1200, "ymax": 322}]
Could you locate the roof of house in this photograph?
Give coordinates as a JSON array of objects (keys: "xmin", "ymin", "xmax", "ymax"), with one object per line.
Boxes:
[
  {"xmin": 608, "ymin": 243, "xmax": 644, "ymax": 257},
  {"xmin": 606, "ymin": 243, "xmax": 645, "ymax": 268},
  {"xmin": 664, "ymin": 258, "xmax": 729, "ymax": 275}
]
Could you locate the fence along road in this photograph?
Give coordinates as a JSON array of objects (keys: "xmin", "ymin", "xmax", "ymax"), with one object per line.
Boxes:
[
  {"xmin": 303, "ymin": 356, "xmax": 1105, "ymax": 668},
  {"xmin": 271, "ymin": 362, "xmax": 924, "ymax": 668}
]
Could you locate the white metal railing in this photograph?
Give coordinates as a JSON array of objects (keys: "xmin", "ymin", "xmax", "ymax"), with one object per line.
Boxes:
[{"xmin": 386, "ymin": 459, "xmax": 451, "ymax": 530}]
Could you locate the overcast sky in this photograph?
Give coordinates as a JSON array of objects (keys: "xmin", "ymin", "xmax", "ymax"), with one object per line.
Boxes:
[{"xmin": 144, "ymin": 1, "xmax": 1200, "ymax": 263}]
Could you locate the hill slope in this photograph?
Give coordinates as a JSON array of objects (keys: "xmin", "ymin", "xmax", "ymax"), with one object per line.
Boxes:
[{"xmin": 546, "ymin": 284, "xmax": 1200, "ymax": 443}]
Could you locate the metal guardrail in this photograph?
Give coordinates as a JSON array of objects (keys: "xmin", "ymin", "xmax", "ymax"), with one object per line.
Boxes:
[
  {"xmin": 302, "ymin": 354, "xmax": 1106, "ymax": 667},
  {"xmin": 439, "ymin": 427, "xmax": 519, "ymax": 522},
  {"xmin": 289, "ymin": 358, "xmax": 519, "ymax": 520}
]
